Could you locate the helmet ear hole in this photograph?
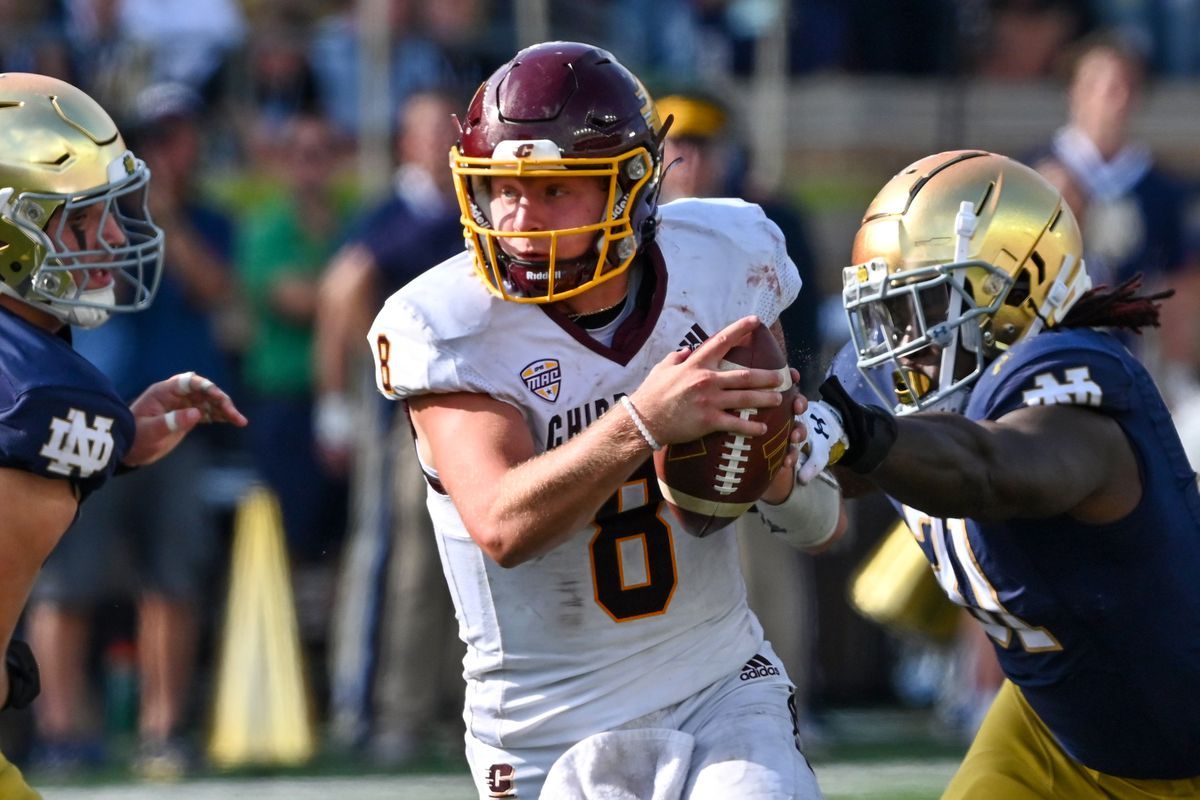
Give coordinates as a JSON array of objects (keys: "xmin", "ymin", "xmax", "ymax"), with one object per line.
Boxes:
[
  {"xmin": 1006, "ymin": 269, "xmax": 1031, "ymax": 308},
  {"xmin": 1029, "ymin": 250, "xmax": 1046, "ymax": 284}
]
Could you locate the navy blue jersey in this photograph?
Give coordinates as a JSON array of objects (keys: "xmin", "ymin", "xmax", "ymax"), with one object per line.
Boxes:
[
  {"xmin": 835, "ymin": 331, "xmax": 1200, "ymax": 779},
  {"xmin": 0, "ymin": 306, "xmax": 134, "ymax": 501}
]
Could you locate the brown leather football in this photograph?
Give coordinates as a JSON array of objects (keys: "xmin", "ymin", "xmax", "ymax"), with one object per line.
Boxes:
[{"xmin": 653, "ymin": 322, "xmax": 796, "ymax": 538}]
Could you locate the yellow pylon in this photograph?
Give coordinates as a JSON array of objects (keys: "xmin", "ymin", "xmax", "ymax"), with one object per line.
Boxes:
[
  {"xmin": 208, "ymin": 485, "xmax": 315, "ymax": 767},
  {"xmin": 848, "ymin": 519, "xmax": 960, "ymax": 643}
]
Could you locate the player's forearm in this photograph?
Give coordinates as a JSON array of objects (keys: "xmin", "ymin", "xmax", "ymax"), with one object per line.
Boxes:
[
  {"xmin": 869, "ymin": 413, "xmax": 1020, "ymax": 520},
  {"xmin": 466, "ymin": 407, "xmax": 653, "ymax": 567},
  {"xmin": 315, "ymin": 248, "xmax": 378, "ymax": 395}
]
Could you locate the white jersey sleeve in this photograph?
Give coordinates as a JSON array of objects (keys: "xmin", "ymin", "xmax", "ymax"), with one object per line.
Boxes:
[
  {"xmin": 369, "ymin": 252, "xmax": 518, "ymax": 405},
  {"xmin": 656, "ymin": 197, "xmax": 801, "ymax": 329}
]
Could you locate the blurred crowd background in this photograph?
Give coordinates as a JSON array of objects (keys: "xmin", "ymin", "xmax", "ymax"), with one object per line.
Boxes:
[{"xmin": 6, "ymin": 0, "xmax": 1200, "ymax": 783}]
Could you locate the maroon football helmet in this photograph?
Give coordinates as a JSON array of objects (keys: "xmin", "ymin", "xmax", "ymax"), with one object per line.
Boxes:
[{"xmin": 451, "ymin": 41, "xmax": 666, "ymax": 303}]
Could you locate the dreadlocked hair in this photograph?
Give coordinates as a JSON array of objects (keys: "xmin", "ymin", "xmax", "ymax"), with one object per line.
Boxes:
[{"xmin": 1058, "ymin": 273, "xmax": 1173, "ymax": 334}]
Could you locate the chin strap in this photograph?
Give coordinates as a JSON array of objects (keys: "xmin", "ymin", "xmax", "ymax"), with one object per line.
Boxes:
[{"xmin": 935, "ymin": 201, "xmax": 977, "ymax": 387}]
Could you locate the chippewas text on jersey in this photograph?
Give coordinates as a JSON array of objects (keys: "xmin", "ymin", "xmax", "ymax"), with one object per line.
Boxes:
[
  {"xmin": 543, "ymin": 326, "xmax": 715, "ymax": 448},
  {"xmin": 546, "ymin": 393, "xmax": 626, "ymax": 449}
]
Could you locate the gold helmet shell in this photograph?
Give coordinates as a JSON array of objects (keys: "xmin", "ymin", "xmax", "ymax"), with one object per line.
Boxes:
[
  {"xmin": 0, "ymin": 73, "xmax": 163, "ymax": 327},
  {"xmin": 843, "ymin": 150, "xmax": 1091, "ymax": 413}
]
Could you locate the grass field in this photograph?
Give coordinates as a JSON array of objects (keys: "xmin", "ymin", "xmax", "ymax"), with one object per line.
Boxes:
[
  {"xmin": 32, "ymin": 709, "xmax": 966, "ymax": 799},
  {"xmin": 38, "ymin": 760, "xmax": 960, "ymax": 799}
]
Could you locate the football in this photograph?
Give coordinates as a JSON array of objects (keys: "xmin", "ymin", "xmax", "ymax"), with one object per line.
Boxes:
[{"xmin": 653, "ymin": 322, "xmax": 796, "ymax": 538}]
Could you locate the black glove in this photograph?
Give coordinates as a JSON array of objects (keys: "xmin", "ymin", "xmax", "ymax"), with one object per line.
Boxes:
[
  {"xmin": 817, "ymin": 375, "xmax": 898, "ymax": 474},
  {"xmin": 3, "ymin": 639, "xmax": 40, "ymax": 711}
]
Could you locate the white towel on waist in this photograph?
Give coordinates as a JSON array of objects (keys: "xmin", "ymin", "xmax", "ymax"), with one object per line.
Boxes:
[{"xmin": 541, "ymin": 728, "xmax": 695, "ymax": 800}]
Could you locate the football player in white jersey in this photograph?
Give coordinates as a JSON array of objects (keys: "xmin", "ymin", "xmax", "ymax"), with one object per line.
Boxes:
[{"xmin": 368, "ymin": 41, "xmax": 844, "ymax": 799}]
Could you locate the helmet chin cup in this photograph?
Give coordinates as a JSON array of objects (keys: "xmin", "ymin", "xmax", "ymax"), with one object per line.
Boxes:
[
  {"xmin": 43, "ymin": 284, "xmax": 116, "ymax": 328},
  {"xmin": 62, "ymin": 303, "xmax": 112, "ymax": 329},
  {"xmin": 504, "ymin": 253, "xmax": 594, "ymax": 298}
]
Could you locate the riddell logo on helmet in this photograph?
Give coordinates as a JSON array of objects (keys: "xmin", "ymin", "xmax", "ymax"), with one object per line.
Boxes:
[
  {"xmin": 739, "ymin": 654, "xmax": 780, "ymax": 681},
  {"xmin": 514, "ymin": 143, "xmax": 535, "ymax": 158},
  {"xmin": 612, "ymin": 192, "xmax": 630, "ymax": 219}
]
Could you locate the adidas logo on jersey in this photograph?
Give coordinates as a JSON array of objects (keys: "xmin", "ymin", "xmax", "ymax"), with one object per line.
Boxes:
[
  {"xmin": 739, "ymin": 654, "xmax": 780, "ymax": 681},
  {"xmin": 678, "ymin": 322, "xmax": 709, "ymax": 351}
]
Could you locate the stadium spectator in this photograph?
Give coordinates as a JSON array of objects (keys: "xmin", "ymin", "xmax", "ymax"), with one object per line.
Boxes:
[
  {"xmin": 28, "ymin": 82, "xmax": 240, "ymax": 780},
  {"xmin": 62, "ymin": 0, "xmax": 152, "ymax": 117},
  {"xmin": 238, "ymin": 10, "xmax": 322, "ymax": 150},
  {"xmin": 0, "ymin": 0, "xmax": 71, "ymax": 80},
  {"xmin": 1026, "ymin": 33, "xmax": 1200, "ymax": 401},
  {"xmin": 418, "ymin": 0, "xmax": 509, "ymax": 93},
  {"xmin": 656, "ymin": 88, "xmax": 826, "ymax": 727},
  {"xmin": 368, "ymin": 41, "xmax": 844, "ymax": 798},
  {"xmin": 1090, "ymin": 0, "xmax": 1200, "ymax": 76},
  {"xmin": 1030, "ymin": 35, "xmax": 1189, "ymax": 288},
  {"xmin": 114, "ymin": 0, "xmax": 246, "ymax": 98},
  {"xmin": 0, "ymin": 73, "xmax": 245, "ymax": 796},
  {"xmin": 236, "ymin": 110, "xmax": 352, "ymax": 714},
  {"xmin": 316, "ymin": 89, "xmax": 465, "ymax": 762},
  {"xmin": 602, "ymin": 0, "xmax": 708, "ymax": 79},
  {"xmin": 812, "ymin": 150, "xmax": 1200, "ymax": 797},
  {"xmin": 308, "ymin": 0, "xmax": 468, "ymax": 139},
  {"xmin": 974, "ymin": 0, "xmax": 1093, "ymax": 80}
]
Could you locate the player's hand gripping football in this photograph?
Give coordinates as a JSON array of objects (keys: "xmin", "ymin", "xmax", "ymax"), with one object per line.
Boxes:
[
  {"xmin": 627, "ymin": 316, "xmax": 787, "ymax": 446},
  {"xmin": 122, "ymin": 371, "xmax": 249, "ymax": 467}
]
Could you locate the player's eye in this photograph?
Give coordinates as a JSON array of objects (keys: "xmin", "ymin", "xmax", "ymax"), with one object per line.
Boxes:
[{"xmin": 917, "ymin": 285, "xmax": 951, "ymax": 323}]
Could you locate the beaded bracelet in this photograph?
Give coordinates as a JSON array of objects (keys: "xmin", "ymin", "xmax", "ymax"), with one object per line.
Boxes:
[{"xmin": 619, "ymin": 395, "xmax": 662, "ymax": 451}]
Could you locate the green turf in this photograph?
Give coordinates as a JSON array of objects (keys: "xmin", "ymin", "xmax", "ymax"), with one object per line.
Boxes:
[{"xmin": 30, "ymin": 707, "xmax": 965, "ymax": 798}]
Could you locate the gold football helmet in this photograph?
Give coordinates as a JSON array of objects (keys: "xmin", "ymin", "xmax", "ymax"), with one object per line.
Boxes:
[
  {"xmin": 0, "ymin": 73, "xmax": 162, "ymax": 327},
  {"xmin": 451, "ymin": 42, "xmax": 664, "ymax": 304},
  {"xmin": 843, "ymin": 150, "xmax": 1091, "ymax": 414}
]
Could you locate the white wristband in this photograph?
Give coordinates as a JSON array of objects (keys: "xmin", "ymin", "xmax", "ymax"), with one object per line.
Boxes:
[
  {"xmin": 315, "ymin": 392, "xmax": 356, "ymax": 450},
  {"xmin": 620, "ymin": 395, "xmax": 662, "ymax": 451}
]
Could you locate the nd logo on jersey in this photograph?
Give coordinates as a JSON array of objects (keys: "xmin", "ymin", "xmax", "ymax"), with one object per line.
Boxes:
[
  {"xmin": 39, "ymin": 408, "xmax": 116, "ymax": 477},
  {"xmin": 1021, "ymin": 366, "xmax": 1102, "ymax": 407},
  {"xmin": 520, "ymin": 358, "xmax": 561, "ymax": 402}
]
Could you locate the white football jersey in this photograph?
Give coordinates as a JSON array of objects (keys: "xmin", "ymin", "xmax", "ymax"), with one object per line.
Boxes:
[{"xmin": 369, "ymin": 198, "xmax": 802, "ymax": 749}]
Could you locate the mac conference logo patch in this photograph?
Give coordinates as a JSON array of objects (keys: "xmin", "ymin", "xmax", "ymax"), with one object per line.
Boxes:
[{"xmin": 521, "ymin": 358, "xmax": 561, "ymax": 402}]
